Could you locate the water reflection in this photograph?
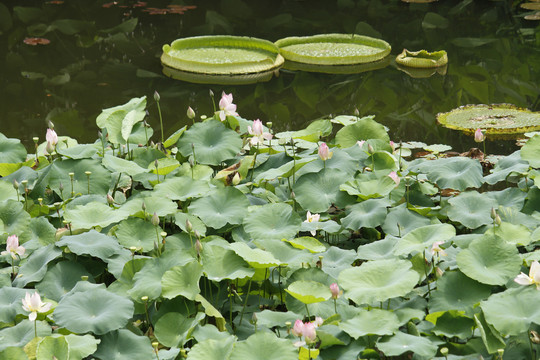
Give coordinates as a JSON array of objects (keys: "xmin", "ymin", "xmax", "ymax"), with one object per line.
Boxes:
[{"xmin": 0, "ymin": 0, "xmax": 538, "ymax": 155}]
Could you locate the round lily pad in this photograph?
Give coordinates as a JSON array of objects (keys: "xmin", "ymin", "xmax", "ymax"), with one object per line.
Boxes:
[
  {"xmin": 437, "ymin": 104, "xmax": 540, "ymax": 136},
  {"xmin": 161, "ymin": 35, "xmax": 284, "ymax": 75},
  {"xmin": 395, "ymin": 49, "xmax": 448, "ymax": 68},
  {"xmin": 275, "ymin": 34, "xmax": 391, "ymax": 65}
]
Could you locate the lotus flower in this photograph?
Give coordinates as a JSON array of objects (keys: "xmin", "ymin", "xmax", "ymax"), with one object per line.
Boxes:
[
  {"xmin": 430, "ymin": 240, "xmax": 447, "ymax": 257},
  {"xmin": 474, "ymin": 128, "xmax": 485, "ymax": 143},
  {"xmin": 388, "ymin": 171, "xmax": 400, "ymax": 185},
  {"xmin": 46, "ymin": 128, "xmax": 58, "ymax": 146},
  {"xmin": 292, "ymin": 319, "xmax": 304, "ymax": 337},
  {"xmin": 304, "ymin": 211, "xmax": 320, "ymax": 236},
  {"xmin": 330, "ymin": 283, "xmax": 341, "ymax": 299},
  {"xmin": 248, "ymin": 119, "xmax": 272, "ymax": 146},
  {"xmin": 22, "ymin": 292, "xmax": 52, "ymax": 321},
  {"xmin": 1, "ymin": 235, "xmax": 25, "ymax": 259},
  {"xmin": 303, "ymin": 322, "xmax": 317, "ymax": 344},
  {"xmin": 514, "ymin": 260, "xmax": 540, "ymax": 289},
  {"xmin": 218, "ymin": 92, "xmax": 238, "ymax": 121},
  {"xmin": 318, "ymin": 143, "xmax": 333, "ymax": 161}
]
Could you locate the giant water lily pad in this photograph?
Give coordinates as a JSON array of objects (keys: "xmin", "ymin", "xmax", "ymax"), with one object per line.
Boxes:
[
  {"xmin": 437, "ymin": 104, "xmax": 540, "ymax": 136},
  {"xmin": 395, "ymin": 49, "xmax": 448, "ymax": 68},
  {"xmin": 275, "ymin": 34, "xmax": 391, "ymax": 65},
  {"xmin": 161, "ymin": 35, "xmax": 284, "ymax": 75}
]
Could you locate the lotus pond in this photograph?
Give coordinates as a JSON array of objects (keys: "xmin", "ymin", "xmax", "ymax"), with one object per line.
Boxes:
[{"xmin": 1, "ymin": 92, "xmax": 540, "ymax": 359}]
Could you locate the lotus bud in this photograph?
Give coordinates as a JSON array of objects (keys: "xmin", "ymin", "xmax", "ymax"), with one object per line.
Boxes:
[
  {"xmin": 285, "ymin": 321, "xmax": 291, "ymax": 334},
  {"xmin": 357, "ymin": 140, "xmax": 365, "ymax": 148},
  {"xmin": 141, "ymin": 296, "xmax": 149, "ymax": 302},
  {"xmin": 33, "ymin": 137, "xmax": 39, "ymax": 144},
  {"xmin": 13, "ymin": 179, "xmax": 19, "ymax": 190},
  {"xmin": 141, "ymin": 202, "xmax": 146, "ymax": 211},
  {"xmin": 530, "ymin": 330, "xmax": 540, "ymax": 344},
  {"xmin": 251, "ymin": 312, "xmax": 258, "ymax": 325},
  {"xmin": 194, "ymin": 230, "xmax": 201, "ymax": 239},
  {"xmin": 292, "ymin": 319, "xmax": 304, "ymax": 337},
  {"xmin": 151, "ymin": 212, "xmax": 159, "ymax": 226},
  {"xmin": 436, "ymin": 267, "xmax": 444, "ymax": 278},
  {"xmin": 59, "ymin": 182, "xmax": 64, "ymax": 192},
  {"xmin": 318, "ymin": 142, "xmax": 333, "ymax": 161},
  {"xmin": 490, "ymin": 207, "xmax": 497, "ymax": 219},
  {"xmin": 68, "ymin": 172, "xmax": 74, "ymax": 178},
  {"xmin": 185, "ymin": 219, "xmax": 193, "ymax": 232},
  {"xmin": 107, "ymin": 193, "xmax": 114, "ymax": 205},
  {"xmin": 46, "ymin": 128, "xmax": 58, "ymax": 146},
  {"xmin": 200, "ymin": 115, "xmax": 207, "ymax": 120},
  {"xmin": 232, "ymin": 172, "xmax": 241, "ymax": 185},
  {"xmin": 367, "ymin": 143, "xmax": 375, "ymax": 154},
  {"xmin": 209, "ymin": 89, "xmax": 214, "ymax": 98},
  {"xmin": 45, "ymin": 141, "xmax": 55, "ymax": 154},
  {"xmin": 187, "ymin": 106, "xmax": 195, "ymax": 119},
  {"xmin": 278, "ymin": 138, "xmax": 287, "ymax": 146},
  {"xmin": 474, "ymin": 128, "xmax": 485, "ymax": 143},
  {"xmin": 266, "ymin": 121, "xmax": 272, "ymax": 129},
  {"xmin": 388, "ymin": 171, "xmax": 400, "ymax": 185},
  {"xmin": 494, "ymin": 214, "xmax": 502, "ymax": 226},
  {"xmin": 195, "ymin": 239, "xmax": 202, "ymax": 255},
  {"xmin": 153, "ymin": 90, "xmax": 160, "ymax": 102},
  {"xmin": 330, "ymin": 283, "xmax": 341, "ymax": 299},
  {"xmin": 303, "ymin": 322, "xmax": 317, "ymax": 344},
  {"xmin": 390, "ymin": 141, "xmax": 396, "ymax": 152}
]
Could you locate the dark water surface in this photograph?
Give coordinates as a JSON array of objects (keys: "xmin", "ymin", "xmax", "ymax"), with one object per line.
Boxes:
[{"xmin": 1, "ymin": 0, "xmax": 539, "ymax": 153}]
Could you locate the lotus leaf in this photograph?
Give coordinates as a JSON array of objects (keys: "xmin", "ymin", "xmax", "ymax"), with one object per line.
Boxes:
[
  {"xmin": 0, "ymin": 320, "xmax": 51, "ymax": 352},
  {"xmin": 154, "ymin": 312, "xmax": 205, "ymax": 348},
  {"xmin": 201, "ymin": 245, "xmax": 254, "ymax": 281},
  {"xmin": 36, "ymin": 261, "xmax": 93, "ymax": 302},
  {"xmin": 335, "ymin": 116, "xmax": 390, "ymax": 148},
  {"xmin": 341, "ymin": 198, "xmax": 390, "ymax": 231},
  {"xmin": 188, "ymin": 187, "xmax": 249, "ymax": 229},
  {"xmin": 153, "ymin": 176, "xmax": 211, "ymax": 201},
  {"xmin": 0, "ymin": 180, "xmax": 18, "ymax": 202},
  {"xmin": 381, "ymin": 204, "xmax": 431, "ymax": 237},
  {"xmin": 230, "ymin": 242, "xmax": 282, "ymax": 268},
  {"xmin": 485, "ymin": 150, "xmax": 528, "ymax": 184},
  {"xmin": 376, "ymin": 331, "xmax": 438, "ymax": 358},
  {"xmin": 0, "ymin": 133, "xmax": 26, "ymax": 163},
  {"xmin": 195, "ymin": 294, "xmax": 226, "ymax": 331},
  {"xmin": 446, "ymin": 191, "xmax": 497, "ymax": 229},
  {"xmin": 231, "ymin": 332, "xmax": 297, "ymax": 360},
  {"xmin": 118, "ymin": 194, "xmax": 177, "ymax": 218},
  {"xmin": 357, "ymin": 236, "xmax": 397, "ymax": 261},
  {"xmin": 94, "ymin": 329, "xmax": 154, "ymax": 360},
  {"xmin": 0, "ymin": 287, "xmax": 28, "ymax": 324},
  {"xmin": 96, "ymin": 96, "xmax": 147, "ymax": 145},
  {"xmin": 113, "ymin": 217, "xmax": 160, "ymax": 252},
  {"xmin": 56, "ymin": 144, "xmax": 99, "ymax": 159},
  {"xmin": 474, "ymin": 312, "xmax": 506, "ymax": 355},
  {"xmin": 393, "ymin": 223, "xmax": 455, "ymax": 256},
  {"xmin": 285, "ymin": 280, "xmax": 332, "ymax": 304},
  {"xmin": 102, "ymin": 154, "xmax": 148, "ymax": 176},
  {"xmin": 0, "ymin": 200, "xmax": 31, "ymax": 241},
  {"xmin": 521, "ymin": 134, "xmax": 540, "ymax": 168},
  {"xmin": 186, "ymin": 337, "xmax": 235, "ymax": 360},
  {"xmin": 161, "ymin": 261, "xmax": 203, "ymax": 300},
  {"xmin": 285, "ymin": 236, "xmax": 326, "ymax": 253},
  {"xmin": 339, "ymin": 309, "xmax": 400, "ymax": 338},
  {"xmin": 410, "ymin": 156, "xmax": 483, "ymax": 191},
  {"xmin": 56, "ymin": 230, "xmax": 123, "ymax": 260},
  {"xmin": 27, "ymin": 217, "xmax": 56, "ymax": 246},
  {"xmin": 426, "ymin": 310, "xmax": 474, "ymax": 339},
  {"xmin": 253, "ymin": 239, "xmax": 313, "ymax": 266},
  {"xmin": 12, "ymin": 244, "xmax": 62, "ymax": 287},
  {"xmin": 36, "ymin": 336, "xmax": 69, "ymax": 360},
  {"xmin": 243, "ymin": 203, "xmax": 301, "ymax": 241}
]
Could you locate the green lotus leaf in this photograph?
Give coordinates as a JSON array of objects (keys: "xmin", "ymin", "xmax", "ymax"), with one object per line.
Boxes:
[
  {"xmin": 488, "ymin": 188, "xmax": 527, "ymax": 210},
  {"xmin": 96, "ymin": 96, "xmax": 147, "ymax": 145},
  {"xmin": 293, "ymin": 168, "xmax": 355, "ymax": 213},
  {"xmin": 230, "ymin": 332, "xmax": 297, "ymax": 360},
  {"xmin": 381, "ymin": 204, "xmax": 431, "ymax": 237},
  {"xmin": 284, "ymin": 236, "xmax": 326, "ymax": 253},
  {"xmin": 118, "ymin": 194, "xmax": 178, "ymax": 219},
  {"xmin": 340, "ymin": 309, "xmax": 399, "ymax": 338},
  {"xmin": 338, "ymin": 259, "xmax": 419, "ymax": 304},
  {"xmin": 0, "ymin": 180, "xmax": 18, "ymax": 202},
  {"xmin": 0, "ymin": 320, "xmax": 51, "ymax": 352},
  {"xmin": 32, "ymin": 158, "xmax": 111, "ymax": 198},
  {"xmin": 341, "ymin": 198, "xmax": 390, "ymax": 231},
  {"xmin": 188, "ymin": 187, "xmax": 249, "ymax": 229},
  {"xmin": 36, "ymin": 261, "xmax": 94, "ymax": 302},
  {"xmin": 425, "ymin": 310, "xmax": 474, "ymax": 339},
  {"xmin": 153, "ymin": 176, "xmax": 211, "ymax": 201},
  {"xmin": 376, "ymin": 331, "xmax": 438, "ymax": 358},
  {"xmin": 429, "ymin": 270, "xmax": 492, "ymax": 313},
  {"xmin": 161, "ymin": 261, "xmax": 203, "ymax": 300},
  {"xmin": 299, "ymin": 218, "xmax": 341, "ymax": 235},
  {"xmin": 254, "ymin": 157, "xmax": 314, "ymax": 183},
  {"xmin": 474, "ymin": 311, "xmax": 506, "ymax": 355},
  {"xmin": 65, "ymin": 202, "xmax": 124, "ymax": 229},
  {"xmin": 295, "ymin": 148, "xmax": 359, "ymax": 177},
  {"xmin": 56, "ymin": 230, "xmax": 123, "ymax": 260},
  {"xmin": 357, "ymin": 236, "xmax": 397, "ymax": 261},
  {"xmin": 0, "ymin": 200, "xmax": 31, "ymax": 240},
  {"xmin": 12, "ymin": 244, "xmax": 63, "ymax": 287},
  {"xmin": 154, "ymin": 312, "xmax": 205, "ymax": 348},
  {"xmin": 285, "ymin": 280, "xmax": 332, "ymax": 304},
  {"xmin": 335, "ymin": 116, "xmax": 390, "ymax": 148},
  {"xmin": 64, "ymin": 334, "xmax": 100, "ymax": 360},
  {"xmin": 340, "ymin": 172, "xmax": 397, "ymax": 199},
  {"xmin": 102, "ymin": 154, "xmax": 148, "ymax": 176},
  {"xmin": 481, "ymin": 286, "xmax": 540, "ymax": 336},
  {"xmin": 186, "ymin": 337, "xmax": 235, "ymax": 360},
  {"xmin": 437, "ymin": 104, "xmax": 540, "ymax": 136},
  {"xmin": 243, "ymin": 203, "xmax": 302, "ymax": 241},
  {"xmin": 56, "ymin": 144, "xmax": 99, "ymax": 159},
  {"xmin": 36, "ymin": 336, "xmax": 69, "ymax": 360},
  {"xmin": 230, "ymin": 242, "xmax": 282, "ymax": 268},
  {"xmin": 163, "ymin": 126, "xmax": 187, "ymax": 148},
  {"xmin": 162, "ymin": 35, "xmax": 283, "ymax": 75},
  {"xmin": 446, "ymin": 191, "xmax": 497, "ymax": 229},
  {"xmin": 174, "ymin": 212, "xmax": 207, "ymax": 237},
  {"xmin": 275, "ymin": 34, "xmax": 391, "ymax": 65},
  {"xmin": 177, "ymin": 120, "xmax": 242, "ymax": 166},
  {"xmin": 255, "ymin": 310, "xmax": 301, "ymax": 329},
  {"xmin": 522, "ymin": 134, "xmax": 540, "ymax": 168},
  {"xmin": 393, "ymin": 223, "xmax": 456, "ymax": 256},
  {"xmin": 314, "ymin": 247, "xmax": 356, "ymax": 279},
  {"xmin": 0, "ymin": 287, "xmax": 28, "ymax": 324},
  {"xmin": 27, "ymin": 217, "xmax": 57, "ymax": 246},
  {"xmin": 488, "ymin": 221, "xmax": 531, "ymax": 246},
  {"xmin": 54, "ymin": 288, "xmax": 134, "ymax": 334},
  {"xmin": 366, "ymin": 152, "xmax": 398, "ymax": 171},
  {"xmin": 253, "ymin": 239, "xmax": 313, "ymax": 267},
  {"xmin": 456, "ymin": 235, "xmax": 521, "ymax": 285},
  {"xmin": 410, "ymin": 156, "xmax": 483, "ymax": 191},
  {"xmin": 0, "ymin": 133, "xmax": 26, "ymax": 163},
  {"xmin": 202, "ymin": 244, "xmax": 254, "ymax": 281},
  {"xmin": 485, "ymin": 150, "xmax": 528, "ymax": 184},
  {"xmin": 395, "ymin": 49, "xmax": 448, "ymax": 68},
  {"xmin": 94, "ymin": 329, "xmax": 154, "ymax": 360},
  {"xmin": 0, "ymin": 347, "xmax": 28, "ymax": 359},
  {"xmin": 194, "ymin": 294, "xmax": 226, "ymax": 331},
  {"xmin": 113, "ymin": 217, "xmax": 160, "ymax": 252}
]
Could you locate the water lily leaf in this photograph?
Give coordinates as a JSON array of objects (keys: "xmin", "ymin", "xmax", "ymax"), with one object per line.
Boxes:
[
  {"xmin": 177, "ymin": 120, "xmax": 242, "ymax": 165},
  {"xmin": 186, "ymin": 337, "xmax": 235, "ymax": 360},
  {"xmin": 456, "ymin": 235, "xmax": 521, "ymax": 285},
  {"xmin": 154, "ymin": 312, "xmax": 205, "ymax": 348},
  {"xmin": 341, "ymin": 198, "xmax": 390, "ymax": 231},
  {"xmin": 376, "ymin": 331, "xmax": 438, "ymax": 358},
  {"xmin": 230, "ymin": 332, "xmax": 297, "ymax": 360},
  {"xmin": 153, "ymin": 176, "xmax": 211, "ymax": 201},
  {"xmin": 94, "ymin": 329, "xmax": 154, "ymax": 360},
  {"xmin": 12, "ymin": 244, "xmax": 62, "ymax": 287},
  {"xmin": 36, "ymin": 261, "xmax": 94, "ymax": 302},
  {"xmin": 338, "ymin": 259, "xmax": 419, "ymax": 304},
  {"xmin": 285, "ymin": 280, "xmax": 332, "ymax": 304},
  {"xmin": 0, "ymin": 133, "xmax": 26, "ymax": 163},
  {"xmin": 114, "ymin": 217, "xmax": 160, "ymax": 252},
  {"xmin": 447, "ymin": 191, "xmax": 497, "ymax": 229},
  {"xmin": 293, "ymin": 168, "xmax": 355, "ymax": 213},
  {"xmin": 230, "ymin": 242, "xmax": 282, "ymax": 268},
  {"xmin": 0, "ymin": 320, "xmax": 51, "ymax": 352},
  {"xmin": 393, "ymin": 224, "xmax": 456, "ymax": 256},
  {"xmin": 96, "ymin": 97, "xmax": 147, "ymax": 145},
  {"xmin": 188, "ymin": 187, "xmax": 249, "ymax": 229},
  {"xmin": 410, "ymin": 157, "xmax": 483, "ymax": 190},
  {"xmin": 429, "ymin": 270, "xmax": 492, "ymax": 313},
  {"xmin": 64, "ymin": 202, "xmax": 125, "ymax": 229},
  {"xmin": 243, "ymin": 203, "xmax": 302, "ymax": 241},
  {"xmin": 285, "ymin": 236, "xmax": 326, "ymax": 253},
  {"xmin": 0, "ymin": 287, "xmax": 28, "ymax": 324},
  {"xmin": 161, "ymin": 261, "xmax": 203, "ymax": 300},
  {"xmin": 56, "ymin": 230, "xmax": 123, "ymax": 260},
  {"xmin": 102, "ymin": 154, "xmax": 148, "ymax": 176},
  {"xmin": 521, "ymin": 135, "xmax": 540, "ymax": 168},
  {"xmin": 481, "ymin": 287, "xmax": 540, "ymax": 336},
  {"xmin": 54, "ymin": 288, "xmax": 134, "ymax": 334},
  {"xmin": 340, "ymin": 309, "xmax": 399, "ymax": 338},
  {"xmin": 202, "ymin": 244, "xmax": 254, "ymax": 281},
  {"xmin": 335, "ymin": 116, "xmax": 389, "ymax": 148},
  {"xmin": 36, "ymin": 336, "xmax": 69, "ymax": 360},
  {"xmin": 426, "ymin": 310, "xmax": 474, "ymax": 339}
]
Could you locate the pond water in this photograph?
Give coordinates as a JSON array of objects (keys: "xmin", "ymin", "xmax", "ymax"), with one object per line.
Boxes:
[{"xmin": 1, "ymin": 0, "xmax": 539, "ymax": 154}]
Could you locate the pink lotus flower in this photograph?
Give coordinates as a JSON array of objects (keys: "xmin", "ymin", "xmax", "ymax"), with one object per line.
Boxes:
[
  {"xmin": 303, "ymin": 322, "xmax": 317, "ymax": 344},
  {"xmin": 22, "ymin": 292, "xmax": 51, "ymax": 321},
  {"xmin": 515, "ymin": 260, "xmax": 540, "ymax": 289},
  {"xmin": 388, "ymin": 171, "xmax": 400, "ymax": 185},
  {"xmin": 357, "ymin": 140, "xmax": 365, "ymax": 148},
  {"xmin": 474, "ymin": 128, "xmax": 485, "ymax": 143},
  {"xmin": 248, "ymin": 119, "xmax": 272, "ymax": 146},
  {"xmin": 318, "ymin": 143, "xmax": 333, "ymax": 161},
  {"xmin": 292, "ymin": 319, "xmax": 304, "ymax": 337},
  {"xmin": 46, "ymin": 128, "xmax": 58, "ymax": 146},
  {"xmin": 431, "ymin": 241, "xmax": 447, "ymax": 257},
  {"xmin": 1, "ymin": 235, "xmax": 25, "ymax": 259},
  {"xmin": 218, "ymin": 92, "xmax": 238, "ymax": 121},
  {"xmin": 330, "ymin": 283, "xmax": 341, "ymax": 299}
]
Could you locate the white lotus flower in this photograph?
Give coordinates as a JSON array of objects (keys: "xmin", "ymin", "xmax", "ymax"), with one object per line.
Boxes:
[
  {"xmin": 22, "ymin": 292, "xmax": 52, "ymax": 321},
  {"xmin": 218, "ymin": 92, "xmax": 238, "ymax": 121},
  {"xmin": 514, "ymin": 260, "xmax": 540, "ymax": 289},
  {"xmin": 1, "ymin": 235, "xmax": 25, "ymax": 259}
]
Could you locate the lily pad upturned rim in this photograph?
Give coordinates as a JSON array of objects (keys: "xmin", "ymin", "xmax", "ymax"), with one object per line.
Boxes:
[
  {"xmin": 436, "ymin": 104, "xmax": 540, "ymax": 136},
  {"xmin": 281, "ymin": 55, "xmax": 391, "ymax": 74},
  {"xmin": 161, "ymin": 35, "xmax": 284, "ymax": 75},
  {"xmin": 395, "ymin": 49, "xmax": 448, "ymax": 68},
  {"xmin": 275, "ymin": 33, "xmax": 392, "ymax": 65},
  {"xmin": 161, "ymin": 65, "xmax": 276, "ymax": 85}
]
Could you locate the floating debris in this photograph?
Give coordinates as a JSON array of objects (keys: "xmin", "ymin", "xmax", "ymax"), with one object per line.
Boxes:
[{"xmin": 23, "ymin": 37, "xmax": 51, "ymax": 45}]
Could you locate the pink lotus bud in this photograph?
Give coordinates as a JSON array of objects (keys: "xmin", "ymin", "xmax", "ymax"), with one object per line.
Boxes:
[
  {"xmin": 318, "ymin": 143, "xmax": 333, "ymax": 161},
  {"xmin": 251, "ymin": 119, "xmax": 264, "ymax": 136},
  {"xmin": 303, "ymin": 322, "xmax": 317, "ymax": 344},
  {"xmin": 330, "ymin": 283, "xmax": 340, "ymax": 299},
  {"xmin": 292, "ymin": 319, "xmax": 304, "ymax": 337},
  {"xmin": 46, "ymin": 128, "xmax": 58, "ymax": 146},
  {"xmin": 390, "ymin": 141, "xmax": 396, "ymax": 152},
  {"xmin": 388, "ymin": 171, "xmax": 400, "ymax": 185},
  {"xmin": 474, "ymin": 128, "xmax": 485, "ymax": 143},
  {"xmin": 187, "ymin": 106, "xmax": 195, "ymax": 119}
]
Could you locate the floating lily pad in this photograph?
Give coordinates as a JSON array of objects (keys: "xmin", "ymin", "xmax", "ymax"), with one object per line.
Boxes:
[
  {"xmin": 161, "ymin": 36, "xmax": 284, "ymax": 75},
  {"xmin": 395, "ymin": 49, "xmax": 448, "ymax": 68},
  {"xmin": 437, "ymin": 104, "xmax": 540, "ymax": 136},
  {"xmin": 275, "ymin": 34, "xmax": 391, "ymax": 65},
  {"xmin": 281, "ymin": 55, "xmax": 391, "ymax": 74},
  {"xmin": 162, "ymin": 65, "xmax": 277, "ymax": 85}
]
